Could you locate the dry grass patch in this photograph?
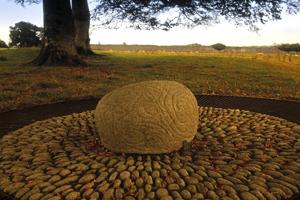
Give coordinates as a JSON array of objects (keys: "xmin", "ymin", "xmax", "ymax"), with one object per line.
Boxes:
[{"xmin": 0, "ymin": 48, "xmax": 300, "ymax": 112}]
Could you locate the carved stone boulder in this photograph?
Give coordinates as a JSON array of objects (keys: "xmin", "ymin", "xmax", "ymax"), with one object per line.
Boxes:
[{"xmin": 94, "ymin": 80, "xmax": 199, "ymax": 154}]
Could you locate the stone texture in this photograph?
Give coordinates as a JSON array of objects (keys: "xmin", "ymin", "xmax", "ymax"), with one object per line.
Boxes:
[{"xmin": 94, "ymin": 80, "xmax": 199, "ymax": 154}]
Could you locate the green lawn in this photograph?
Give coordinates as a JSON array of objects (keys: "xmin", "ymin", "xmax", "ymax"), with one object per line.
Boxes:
[{"xmin": 0, "ymin": 48, "xmax": 300, "ymax": 112}]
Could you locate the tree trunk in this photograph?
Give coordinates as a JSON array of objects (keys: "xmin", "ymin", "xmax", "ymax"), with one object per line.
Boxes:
[
  {"xmin": 72, "ymin": 0, "xmax": 94, "ymax": 55},
  {"xmin": 31, "ymin": 0, "xmax": 85, "ymax": 66}
]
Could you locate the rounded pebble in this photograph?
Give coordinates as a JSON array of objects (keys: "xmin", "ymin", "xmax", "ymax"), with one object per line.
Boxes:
[{"xmin": 0, "ymin": 107, "xmax": 299, "ymax": 200}]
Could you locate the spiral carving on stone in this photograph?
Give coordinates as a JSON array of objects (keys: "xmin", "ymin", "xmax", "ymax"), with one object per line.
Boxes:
[{"xmin": 94, "ymin": 80, "xmax": 199, "ymax": 154}]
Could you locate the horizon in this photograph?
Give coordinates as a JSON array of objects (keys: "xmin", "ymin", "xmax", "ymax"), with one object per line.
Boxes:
[
  {"xmin": 89, "ymin": 43, "xmax": 291, "ymax": 48},
  {"xmin": 1, "ymin": 1, "xmax": 300, "ymax": 46}
]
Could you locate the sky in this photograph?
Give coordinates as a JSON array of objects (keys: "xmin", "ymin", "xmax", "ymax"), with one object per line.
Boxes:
[{"xmin": 0, "ymin": 0, "xmax": 300, "ymax": 46}]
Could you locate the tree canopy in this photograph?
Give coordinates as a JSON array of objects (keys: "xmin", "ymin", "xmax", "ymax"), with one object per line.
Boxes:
[
  {"xmin": 9, "ymin": 21, "xmax": 42, "ymax": 47},
  {"xmin": 92, "ymin": 0, "xmax": 300, "ymax": 30}
]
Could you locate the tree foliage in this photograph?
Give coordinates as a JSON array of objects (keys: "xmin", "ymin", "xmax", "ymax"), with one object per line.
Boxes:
[
  {"xmin": 9, "ymin": 21, "xmax": 42, "ymax": 47},
  {"xmin": 277, "ymin": 43, "xmax": 300, "ymax": 52},
  {"xmin": 211, "ymin": 43, "xmax": 226, "ymax": 51},
  {"xmin": 14, "ymin": 0, "xmax": 40, "ymax": 6},
  {"xmin": 0, "ymin": 39, "xmax": 8, "ymax": 48},
  {"xmin": 92, "ymin": 0, "xmax": 300, "ymax": 30},
  {"xmin": 13, "ymin": 0, "xmax": 300, "ymax": 31}
]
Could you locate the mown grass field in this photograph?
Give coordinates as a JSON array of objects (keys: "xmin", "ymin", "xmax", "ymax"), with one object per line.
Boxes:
[{"xmin": 0, "ymin": 47, "xmax": 300, "ymax": 112}]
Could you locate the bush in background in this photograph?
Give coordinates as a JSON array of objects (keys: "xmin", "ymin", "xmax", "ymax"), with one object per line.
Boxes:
[
  {"xmin": 211, "ymin": 43, "xmax": 226, "ymax": 51},
  {"xmin": 0, "ymin": 39, "xmax": 8, "ymax": 48},
  {"xmin": 277, "ymin": 43, "xmax": 300, "ymax": 52},
  {"xmin": 9, "ymin": 21, "xmax": 42, "ymax": 47}
]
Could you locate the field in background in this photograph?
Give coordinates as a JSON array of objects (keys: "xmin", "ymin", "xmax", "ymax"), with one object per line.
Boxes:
[
  {"xmin": 0, "ymin": 47, "xmax": 300, "ymax": 112},
  {"xmin": 93, "ymin": 44, "xmax": 300, "ymax": 65},
  {"xmin": 92, "ymin": 44, "xmax": 283, "ymax": 52}
]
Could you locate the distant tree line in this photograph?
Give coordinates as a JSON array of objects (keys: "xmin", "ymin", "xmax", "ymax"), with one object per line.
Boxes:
[
  {"xmin": 277, "ymin": 43, "xmax": 300, "ymax": 52},
  {"xmin": 3, "ymin": 20, "xmax": 299, "ymax": 55}
]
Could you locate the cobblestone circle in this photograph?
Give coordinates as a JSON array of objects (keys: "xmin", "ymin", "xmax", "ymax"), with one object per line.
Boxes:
[{"xmin": 0, "ymin": 107, "xmax": 300, "ymax": 200}]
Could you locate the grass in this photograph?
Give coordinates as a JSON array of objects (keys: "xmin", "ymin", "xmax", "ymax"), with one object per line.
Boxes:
[{"xmin": 0, "ymin": 47, "xmax": 300, "ymax": 112}]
